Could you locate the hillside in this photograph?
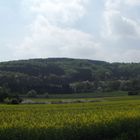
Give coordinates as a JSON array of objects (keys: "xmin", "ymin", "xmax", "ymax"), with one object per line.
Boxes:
[{"xmin": 0, "ymin": 58, "xmax": 140, "ymax": 95}]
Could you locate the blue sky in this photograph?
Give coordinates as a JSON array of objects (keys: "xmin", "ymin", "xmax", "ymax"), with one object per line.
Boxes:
[{"xmin": 0, "ymin": 0, "xmax": 140, "ymax": 62}]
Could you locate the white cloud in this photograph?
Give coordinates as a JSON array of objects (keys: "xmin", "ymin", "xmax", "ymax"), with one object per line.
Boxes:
[
  {"xmin": 100, "ymin": 0, "xmax": 140, "ymax": 62},
  {"xmin": 23, "ymin": 0, "xmax": 88, "ymax": 25},
  {"xmin": 103, "ymin": 0, "xmax": 140, "ymax": 38},
  {"xmin": 105, "ymin": 0, "xmax": 122, "ymax": 10},
  {"xmin": 125, "ymin": 0, "xmax": 140, "ymax": 6},
  {"xmin": 15, "ymin": 0, "xmax": 100, "ymax": 60},
  {"xmin": 103, "ymin": 10, "xmax": 140, "ymax": 39},
  {"xmin": 15, "ymin": 16, "xmax": 99, "ymax": 59},
  {"xmin": 5, "ymin": 0, "xmax": 140, "ymax": 62}
]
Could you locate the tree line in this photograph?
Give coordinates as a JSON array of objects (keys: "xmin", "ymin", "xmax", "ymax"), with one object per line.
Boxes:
[{"xmin": 0, "ymin": 58, "xmax": 139, "ymax": 97}]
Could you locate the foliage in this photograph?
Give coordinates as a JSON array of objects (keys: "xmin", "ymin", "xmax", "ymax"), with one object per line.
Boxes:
[
  {"xmin": 0, "ymin": 86, "xmax": 10, "ymax": 102},
  {"xmin": 43, "ymin": 93, "xmax": 49, "ymax": 98},
  {"xmin": 71, "ymin": 81, "xmax": 95, "ymax": 93},
  {"xmin": 4, "ymin": 98, "xmax": 23, "ymax": 104},
  {"xmin": 0, "ymin": 58, "xmax": 140, "ymax": 94},
  {"xmin": 27, "ymin": 90, "xmax": 37, "ymax": 98},
  {"xmin": 128, "ymin": 91, "xmax": 139, "ymax": 96},
  {"xmin": 0, "ymin": 86, "xmax": 22, "ymax": 104}
]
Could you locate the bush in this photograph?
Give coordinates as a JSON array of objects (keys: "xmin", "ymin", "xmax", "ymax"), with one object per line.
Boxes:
[
  {"xmin": 10, "ymin": 99, "xmax": 20, "ymax": 104},
  {"xmin": 0, "ymin": 87, "xmax": 10, "ymax": 102},
  {"xmin": 27, "ymin": 90, "xmax": 37, "ymax": 98},
  {"xmin": 128, "ymin": 91, "xmax": 139, "ymax": 96},
  {"xmin": 4, "ymin": 97, "xmax": 23, "ymax": 104},
  {"xmin": 43, "ymin": 93, "xmax": 49, "ymax": 98}
]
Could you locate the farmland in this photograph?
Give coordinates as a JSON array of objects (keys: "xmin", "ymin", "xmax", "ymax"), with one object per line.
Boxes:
[{"xmin": 0, "ymin": 95, "xmax": 140, "ymax": 140}]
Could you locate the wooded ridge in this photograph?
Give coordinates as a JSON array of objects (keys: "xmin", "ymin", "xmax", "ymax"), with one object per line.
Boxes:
[{"xmin": 0, "ymin": 58, "xmax": 139, "ymax": 95}]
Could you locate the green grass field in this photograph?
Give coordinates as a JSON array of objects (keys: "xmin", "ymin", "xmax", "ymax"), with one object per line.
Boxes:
[
  {"xmin": 26, "ymin": 91, "xmax": 128, "ymax": 103},
  {"xmin": 0, "ymin": 95, "xmax": 140, "ymax": 140},
  {"xmin": 44, "ymin": 91, "xmax": 128, "ymax": 98}
]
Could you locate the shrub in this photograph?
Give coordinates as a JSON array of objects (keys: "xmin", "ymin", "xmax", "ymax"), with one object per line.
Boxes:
[
  {"xmin": 43, "ymin": 93, "xmax": 49, "ymax": 98},
  {"xmin": 4, "ymin": 97, "xmax": 23, "ymax": 104},
  {"xmin": 128, "ymin": 91, "xmax": 139, "ymax": 96},
  {"xmin": 27, "ymin": 90, "xmax": 37, "ymax": 98},
  {"xmin": 0, "ymin": 87, "xmax": 10, "ymax": 102}
]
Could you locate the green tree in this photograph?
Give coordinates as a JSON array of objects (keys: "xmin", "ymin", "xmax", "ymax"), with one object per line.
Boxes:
[{"xmin": 27, "ymin": 90, "xmax": 37, "ymax": 98}]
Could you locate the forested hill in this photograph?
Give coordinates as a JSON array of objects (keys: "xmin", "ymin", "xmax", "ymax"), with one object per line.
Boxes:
[{"xmin": 0, "ymin": 58, "xmax": 140, "ymax": 94}]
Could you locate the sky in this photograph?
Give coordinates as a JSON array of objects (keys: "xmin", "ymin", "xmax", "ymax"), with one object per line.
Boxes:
[{"xmin": 0, "ymin": 0, "xmax": 140, "ymax": 62}]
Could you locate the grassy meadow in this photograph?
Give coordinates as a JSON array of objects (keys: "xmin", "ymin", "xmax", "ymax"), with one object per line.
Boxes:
[
  {"xmin": 27, "ymin": 91, "xmax": 128, "ymax": 103},
  {"xmin": 0, "ymin": 95, "xmax": 140, "ymax": 140}
]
